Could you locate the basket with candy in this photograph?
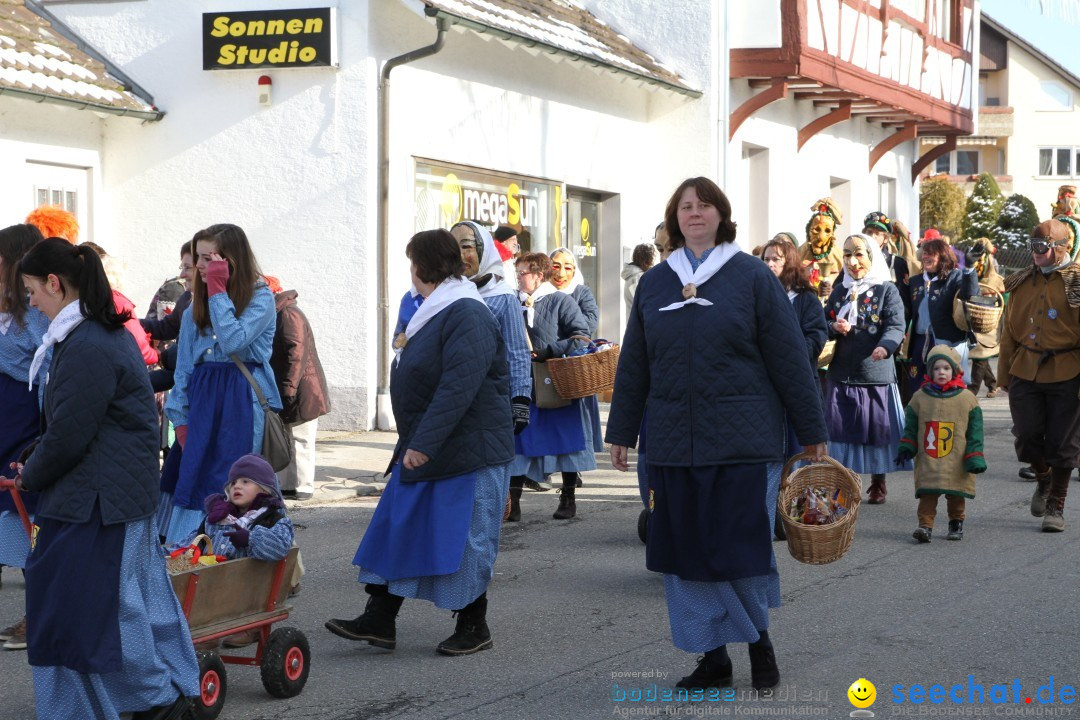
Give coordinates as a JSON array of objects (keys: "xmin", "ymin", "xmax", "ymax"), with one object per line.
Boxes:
[{"xmin": 777, "ymin": 453, "xmax": 861, "ymax": 565}]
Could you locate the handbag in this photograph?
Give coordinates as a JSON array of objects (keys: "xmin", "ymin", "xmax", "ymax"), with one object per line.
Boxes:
[
  {"xmin": 520, "ymin": 311, "xmax": 571, "ymax": 409},
  {"xmin": 230, "ymin": 355, "xmax": 295, "ymax": 472}
]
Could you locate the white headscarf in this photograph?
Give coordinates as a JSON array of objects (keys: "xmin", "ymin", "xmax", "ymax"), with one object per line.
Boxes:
[
  {"xmin": 838, "ymin": 233, "xmax": 891, "ymax": 325},
  {"xmin": 454, "ymin": 221, "xmax": 515, "ymax": 299},
  {"xmin": 548, "ymin": 247, "xmax": 584, "ymax": 295}
]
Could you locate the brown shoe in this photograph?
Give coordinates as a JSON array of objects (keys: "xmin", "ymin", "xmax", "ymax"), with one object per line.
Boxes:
[
  {"xmin": 2, "ymin": 617, "xmax": 26, "ymax": 650},
  {"xmin": 867, "ymin": 475, "xmax": 887, "ymax": 505},
  {"xmin": 1042, "ymin": 498, "xmax": 1065, "ymax": 532},
  {"xmin": 1031, "ymin": 474, "xmax": 1051, "ymax": 517}
]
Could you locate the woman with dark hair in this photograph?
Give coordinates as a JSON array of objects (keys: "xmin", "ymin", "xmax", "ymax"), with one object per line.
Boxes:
[
  {"xmin": 762, "ymin": 237, "xmax": 827, "ymax": 369},
  {"xmin": 0, "ymin": 223, "xmax": 47, "ymax": 651},
  {"xmin": 15, "ymin": 237, "xmax": 197, "ymax": 719},
  {"xmin": 607, "ymin": 177, "xmax": 827, "ymax": 691},
  {"xmin": 327, "ymin": 229, "xmax": 513, "ymax": 656},
  {"xmin": 907, "ymin": 238, "xmax": 978, "ymax": 397},
  {"xmin": 507, "ymin": 252, "xmax": 592, "ymax": 520},
  {"xmin": 161, "ymin": 224, "xmax": 280, "ymax": 544}
]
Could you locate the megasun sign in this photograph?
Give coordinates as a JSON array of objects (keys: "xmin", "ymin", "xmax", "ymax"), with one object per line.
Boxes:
[{"xmin": 202, "ymin": 8, "xmax": 337, "ymax": 70}]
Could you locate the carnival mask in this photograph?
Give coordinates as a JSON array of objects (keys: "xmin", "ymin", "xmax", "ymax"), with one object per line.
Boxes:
[
  {"xmin": 843, "ymin": 237, "xmax": 872, "ymax": 280},
  {"xmin": 550, "ymin": 251, "xmax": 576, "ymax": 289},
  {"xmin": 809, "ymin": 215, "xmax": 835, "ymax": 256}
]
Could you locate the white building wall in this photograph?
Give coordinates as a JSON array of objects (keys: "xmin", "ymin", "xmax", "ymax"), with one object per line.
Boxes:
[
  {"xmin": 46, "ymin": 0, "xmax": 719, "ymax": 429},
  {"xmin": 53, "ymin": 0, "xmax": 378, "ymax": 430},
  {"xmin": 728, "ymin": 84, "xmax": 917, "ymax": 248},
  {"xmin": 1004, "ymin": 42, "xmax": 1080, "ymax": 211}
]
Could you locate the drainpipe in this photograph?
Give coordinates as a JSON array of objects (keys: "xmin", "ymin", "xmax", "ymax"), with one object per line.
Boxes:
[{"xmin": 375, "ymin": 11, "xmax": 449, "ymax": 430}]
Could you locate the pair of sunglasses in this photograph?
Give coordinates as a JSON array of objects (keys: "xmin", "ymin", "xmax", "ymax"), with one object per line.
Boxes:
[{"xmin": 1029, "ymin": 238, "xmax": 1066, "ymax": 254}]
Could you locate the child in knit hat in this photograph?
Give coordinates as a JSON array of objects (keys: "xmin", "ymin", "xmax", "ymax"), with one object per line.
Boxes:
[
  {"xmin": 896, "ymin": 345, "xmax": 986, "ymax": 543},
  {"xmin": 201, "ymin": 453, "xmax": 295, "ymax": 561}
]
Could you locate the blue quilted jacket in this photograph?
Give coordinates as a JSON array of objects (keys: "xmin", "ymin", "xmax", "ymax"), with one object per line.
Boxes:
[
  {"xmin": 392, "ymin": 299, "xmax": 514, "ymax": 482},
  {"xmin": 605, "ymin": 253, "xmax": 827, "ymax": 466},
  {"xmin": 22, "ymin": 320, "xmax": 160, "ymax": 524}
]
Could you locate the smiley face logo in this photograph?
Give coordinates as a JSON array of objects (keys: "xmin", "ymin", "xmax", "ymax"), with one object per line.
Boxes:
[{"xmin": 848, "ymin": 678, "xmax": 876, "ymax": 709}]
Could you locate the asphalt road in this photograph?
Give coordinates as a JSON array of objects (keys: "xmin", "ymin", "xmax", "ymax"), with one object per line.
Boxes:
[{"xmin": 2, "ymin": 393, "xmax": 1079, "ymax": 719}]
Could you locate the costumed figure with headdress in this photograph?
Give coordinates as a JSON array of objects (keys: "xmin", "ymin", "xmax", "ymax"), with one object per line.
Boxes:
[
  {"xmin": 998, "ymin": 218, "xmax": 1080, "ymax": 532},
  {"xmin": 965, "ymin": 239, "xmax": 1006, "ymax": 397},
  {"xmin": 798, "ymin": 198, "xmax": 845, "ymax": 298},
  {"xmin": 823, "ymin": 234, "xmax": 912, "ymax": 505}
]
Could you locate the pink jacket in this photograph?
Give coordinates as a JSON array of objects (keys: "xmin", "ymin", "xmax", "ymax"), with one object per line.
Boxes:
[{"xmin": 113, "ymin": 290, "xmax": 158, "ymax": 366}]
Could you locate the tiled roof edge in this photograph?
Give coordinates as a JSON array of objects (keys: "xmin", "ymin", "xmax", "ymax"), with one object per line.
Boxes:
[
  {"xmin": 0, "ymin": 82, "xmax": 165, "ymax": 119},
  {"xmin": 23, "ymin": 0, "xmax": 163, "ymax": 115}
]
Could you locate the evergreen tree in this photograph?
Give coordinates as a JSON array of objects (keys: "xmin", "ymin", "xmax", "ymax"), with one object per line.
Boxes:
[
  {"xmin": 961, "ymin": 172, "xmax": 1004, "ymax": 246},
  {"xmin": 919, "ymin": 177, "xmax": 965, "ymax": 240},
  {"xmin": 993, "ymin": 193, "xmax": 1040, "ymax": 251}
]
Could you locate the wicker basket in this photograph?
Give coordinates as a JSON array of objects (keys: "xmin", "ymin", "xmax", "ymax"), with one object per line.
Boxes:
[
  {"xmin": 166, "ymin": 533, "xmax": 214, "ymax": 574},
  {"xmin": 777, "ymin": 453, "xmax": 861, "ymax": 565},
  {"xmin": 546, "ymin": 336, "xmax": 620, "ymax": 400},
  {"xmin": 965, "ymin": 283, "xmax": 1004, "ymax": 334}
]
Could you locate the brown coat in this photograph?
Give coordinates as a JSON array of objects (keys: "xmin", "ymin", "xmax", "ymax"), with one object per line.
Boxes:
[
  {"xmin": 999, "ymin": 264, "xmax": 1080, "ymax": 387},
  {"xmin": 271, "ymin": 290, "xmax": 331, "ymax": 424}
]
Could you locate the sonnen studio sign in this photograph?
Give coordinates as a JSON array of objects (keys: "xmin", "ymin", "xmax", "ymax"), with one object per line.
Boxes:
[{"xmin": 202, "ymin": 8, "xmax": 337, "ymax": 70}]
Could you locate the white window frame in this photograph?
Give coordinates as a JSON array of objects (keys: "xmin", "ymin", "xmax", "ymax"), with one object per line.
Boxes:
[{"xmin": 1036, "ymin": 146, "xmax": 1080, "ymax": 178}]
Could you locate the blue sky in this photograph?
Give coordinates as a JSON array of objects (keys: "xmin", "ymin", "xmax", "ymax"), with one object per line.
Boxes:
[{"xmin": 980, "ymin": 0, "xmax": 1080, "ymax": 78}]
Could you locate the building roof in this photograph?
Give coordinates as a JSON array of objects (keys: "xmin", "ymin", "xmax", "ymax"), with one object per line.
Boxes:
[
  {"xmin": 0, "ymin": 0, "xmax": 162, "ymax": 119},
  {"xmin": 982, "ymin": 12, "xmax": 1080, "ymax": 92},
  {"xmin": 419, "ymin": 0, "xmax": 700, "ymax": 96}
]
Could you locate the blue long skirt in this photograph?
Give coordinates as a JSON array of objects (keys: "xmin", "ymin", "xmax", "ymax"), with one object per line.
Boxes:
[
  {"xmin": 358, "ymin": 463, "xmax": 510, "ymax": 610},
  {"xmin": 662, "ymin": 463, "xmax": 782, "ymax": 652},
  {"xmin": 826, "ymin": 382, "xmax": 912, "ymax": 475},
  {"xmin": 162, "ymin": 362, "xmax": 262, "ymax": 545},
  {"xmin": 510, "ymin": 400, "xmax": 597, "ymax": 481},
  {"xmin": 31, "ymin": 516, "xmax": 199, "ymax": 719}
]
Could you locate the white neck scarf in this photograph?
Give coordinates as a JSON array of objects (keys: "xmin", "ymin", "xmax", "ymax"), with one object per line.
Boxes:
[
  {"xmin": 475, "ymin": 275, "xmax": 516, "ymax": 299},
  {"xmin": 0, "ymin": 312, "xmax": 11, "ymax": 335},
  {"xmin": 397, "ymin": 277, "xmax": 485, "ymax": 364},
  {"xmin": 659, "ymin": 243, "xmax": 742, "ymax": 312},
  {"xmin": 838, "ymin": 235, "xmax": 891, "ymax": 325},
  {"xmin": 29, "ymin": 300, "xmax": 85, "ymax": 389},
  {"xmin": 520, "ymin": 282, "xmax": 558, "ymax": 327}
]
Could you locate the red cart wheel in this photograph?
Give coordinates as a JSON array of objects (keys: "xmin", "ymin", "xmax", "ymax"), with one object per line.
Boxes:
[
  {"xmin": 192, "ymin": 651, "xmax": 227, "ymax": 719},
  {"xmin": 260, "ymin": 627, "xmax": 311, "ymax": 698}
]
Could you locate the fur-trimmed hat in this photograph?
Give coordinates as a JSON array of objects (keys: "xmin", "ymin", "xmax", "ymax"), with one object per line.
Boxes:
[
  {"xmin": 225, "ymin": 454, "xmax": 281, "ymax": 497},
  {"xmin": 926, "ymin": 344, "xmax": 963, "ymax": 376}
]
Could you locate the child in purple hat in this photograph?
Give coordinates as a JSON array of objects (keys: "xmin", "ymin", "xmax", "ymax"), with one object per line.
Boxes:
[{"xmin": 200, "ymin": 453, "xmax": 295, "ymax": 561}]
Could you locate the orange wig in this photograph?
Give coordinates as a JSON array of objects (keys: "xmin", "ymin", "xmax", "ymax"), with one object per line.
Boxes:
[{"xmin": 25, "ymin": 206, "xmax": 79, "ymax": 244}]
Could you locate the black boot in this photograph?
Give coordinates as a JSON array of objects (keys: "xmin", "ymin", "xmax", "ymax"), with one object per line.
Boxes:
[
  {"xmin": 507, "ymin": 477, "xmax": 524, "ymax": 522},
  {"xmin": 553, "ymin": 487, "xmax": 576, "ymax": 519},
  {"xmin": 437, "ymin": 593, "xmax": 492, "ymax": 656},
  {"xmin": 946, "ymin": 519, "xmax": 964, "ymax": 541},
  {"xmin": 749, "ymin": 631, "xmax": 780, "ymax": 689},
  {"xmin": 325, "ymin": 584, "xmax": 404, "ymax": 649},
  {"xmin": 676, "ymin": 646, "xmax": 732, "ymax": 689}
]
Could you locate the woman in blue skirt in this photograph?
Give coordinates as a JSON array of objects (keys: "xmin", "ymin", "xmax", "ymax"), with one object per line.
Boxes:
[
  {"xmin": 607, "ymin": 177, "xmax": 827, "ymax": 691},
  {"xmin": 550, "ymin": 247, "xmax": 604, "ymax": 489},
  {"xmin": 823, "ymin": 234, "xmax": 912, "ymax": 504},
  {"xmin": 0, "ymin": 223, "xmax": 48, "ymax": 651},
  {"xmin": 162, "ymin": 224, "xmax": 279, "ymax": 544},
  {"xmin": 17, "ymin": 238, "xmax": 197, "ymax": 719},
  {"xmin": 509, "ymin": 252, "xmax": 593, "ymax": 520},
  {"xmin": 326, "ymin": 229, "xmax": 514, "ymax": 656}
]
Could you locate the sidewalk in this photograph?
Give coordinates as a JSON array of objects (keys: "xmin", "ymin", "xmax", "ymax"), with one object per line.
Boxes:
[{"xmin": 288, "ymin": 429, "xmax": 397, "ymax": 506}]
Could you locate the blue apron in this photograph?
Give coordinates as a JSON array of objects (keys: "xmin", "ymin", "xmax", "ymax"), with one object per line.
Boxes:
[
  {"xmin": 25, "ymin": 502, "xmax": 124, "ymax": 673},
  {"xmin": 173, "ymin": 362, "xmax": 254, "ymax": 510},
  {"xmin": 158, "ymin": 439, "xmax": 182, "ymax": 495},
  {"xmin": 353, "ymin": 464, "xmax": 475, "ymax": 581},
  {"xmin": 646, "ymin": 463, "xmax": 771, "ymax": 582},
  {"xmin": 0, "ymin": 371, "xmax": 39, "ymax": 514},
  {"xmin": 514, "ymin": 400, "xmax": 586, "ymax": 457}
]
